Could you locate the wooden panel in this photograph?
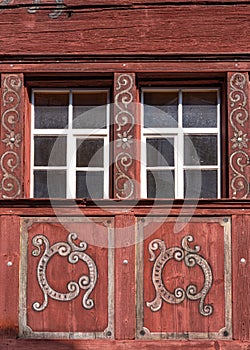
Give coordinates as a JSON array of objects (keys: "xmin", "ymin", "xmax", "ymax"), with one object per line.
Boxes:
[
  {"xmin": 0, "ymin": 5, "xmax": 249, "ymax": 56},
  {"xmin": 0, "ymin": 74, "xmax": 24, "ymax": 199},
  {"xmin": 0, "ymin": 215, "xmax": 20, "ymax": 338},
  {"xmin": 227, "ymin": 72, "xmax": 250, "ymax": 199},
  {"xmin": 114, "ymin": 214, "xmax": 136, "ymax": 339},
  {"xmin": 19, "ymin": 217, "xmax": 114, "ymax": 339},
  {"xmin": 113, "ymin": 73, "xmax": 140, "ymax": 199},
  {"xmin": 136, "ymin": 217, "xmax": 231, "ymax": 339},
  {"xmin": 232, "ymin": 215, "xmax": 250, "ymax": 341}
]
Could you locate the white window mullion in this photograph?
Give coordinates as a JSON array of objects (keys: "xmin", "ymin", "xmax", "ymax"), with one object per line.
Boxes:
[
  {"xmin": 30, "ymin": 90, "xmax": 35, "ymax": 197},
  {"xmin": 67, "ymin": 91, "xmax": 76, "ymax": 199},
  {"xmin": 176, "ymin": 89, "xmax": 184, "ymax": 199},
  {"xmin": 217, "ymin": 89, "xmax": 221, "ymax": 198}
]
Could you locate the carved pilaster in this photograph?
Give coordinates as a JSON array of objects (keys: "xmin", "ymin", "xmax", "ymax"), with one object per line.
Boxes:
[
  {"xmin": 0, "ymin": 74, "xmax": 24, "ymax": 198},
  {"xmin": 113, "ymin": 73, "xmax": 140, "ymax": 199},
  {"xmin": 228, "ymin": 72, "xmax": 250, "ymax": 198}
]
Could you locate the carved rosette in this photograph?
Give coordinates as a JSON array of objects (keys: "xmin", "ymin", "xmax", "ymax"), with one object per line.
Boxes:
[
  {"xmin": 0, "ymin": 74, "xmax": 23, "ymax": 199},
  {"xmin": 32, "ymin": 232, "xmax": 98, "ymax": 311},
  {"xmin": 228, "ymin": 72, "xmax": 250, "ymax": 198},
  {"xmin": 147, "ymin": 235, "xmax": 213, "ymax": 317},
  {"xmin": 114, "ymin": 73, "xmax": 137, "ymax": 199}
]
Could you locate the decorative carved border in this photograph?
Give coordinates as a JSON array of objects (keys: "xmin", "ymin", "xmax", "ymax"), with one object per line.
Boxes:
[
  {"xmin": 114, "ymin": 73, "xmax": 136, "ymax": 199},
  {"xmin": 19, "ymin": 217, "xmax": 115, "ymax": 339},
  {"xmin": 228, "ymin": 72, "xmax": 250, "ymax": 198},
  {"xmin": 136, "ymin": 217, "xmax": 232, "ymax": 340},
  {"xmin": 0, "ymin": 74, "xmax": 23, "ymax": 199}
]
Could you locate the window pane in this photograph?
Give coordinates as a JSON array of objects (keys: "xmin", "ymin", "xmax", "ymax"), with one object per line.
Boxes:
[
  {"xmin": 34, "ymin": 93, "xmax": 68, "ymax": 129},
  {"xmin": 76, "ymin": 171, "xmax": 103, "ymax": 198},
  {"xmin": 73, "ymin": 92, "xmax": 107, "ymax": 129},
  {"xmin": 34, "ymin": 136, "xmax": 67, "ymax": 166},
  {"xmin": 147, "ymin": 170, "xmax": 174, "ymax": 198},
  {"xmin": 184, "ymin": 170, "xmax": 217, "ymax": 198},
  {"xmin": 76, "ymin": 139, "xmax": 104, "ymax": 167},
  {"xmin": 146, "ymin": 138, "xmax": 174, "ymax": 167},
  {"xmin": 34, "ymin": 170, "xmax": 66, "ymax": 198},
  {"xmin": 183, "ymin": 91, "xmax": 217, "ymax": 128},
  {"xmin": 144, "ymin": 92, "xmax": 178, "ymax": 128},
  {"xmin": 184, "ymin": 135, "xmax": 217, "ymax": 165}
]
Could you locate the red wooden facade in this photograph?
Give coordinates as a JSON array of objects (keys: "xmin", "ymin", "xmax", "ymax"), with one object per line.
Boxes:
[{"xmin": 0, "ymin": 1, "xmax": 250, "ymax": 349}]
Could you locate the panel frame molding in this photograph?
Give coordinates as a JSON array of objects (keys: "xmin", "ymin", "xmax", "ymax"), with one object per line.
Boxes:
[
  {"xmin": 136, "ymin": 216, "xmax": 232, "ymax": 340},
  {"xmin": 19, "ymin": 216, "xmax": 115, "ymax": 339}
]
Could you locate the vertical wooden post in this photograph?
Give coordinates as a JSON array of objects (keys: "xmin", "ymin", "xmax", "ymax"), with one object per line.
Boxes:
[
  {"xmin": 0, "ymin": 215, "xmax": 20, "ymax": 338},
  {"xmin": 114, "ymin": 214, "xmax": 136, "ymax": 340},
  {"xmin": 232, "ymin": 215, "xmax": 250, "ymax": 341},
  {"xmin": 227, "ymin": 72, "xmax": 250, "ymax": 199},
  {"xmin": 0, "ymin": 73, "xmax": 24, "ymax": 199},
  {"xmin": 113, "ymin": 73, "xmax": 140, "ymax": 199}
]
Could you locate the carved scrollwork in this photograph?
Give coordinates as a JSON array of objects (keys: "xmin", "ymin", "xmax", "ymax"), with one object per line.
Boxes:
[
  {"xmin": 0, "ymin": 74, "xmax": 22, "ymax": 199},
  {"xmin": 32, "ymin": 232, "xmax": 98, "ymax": 312},
  {"xmin": 229, "ymin": 72, "xmax": 250, "ymax": 198},
  {"xmin": 0, "ymin": 0, "xmax": 65, "ymax": 18},
  {"xmin": 114, "ymin": 74, "xmax": 135, "ymax": 199},
  {"xmin": 28, "ymin": 0, "xmax": 65, "ymax": 19},
  {"xmin": 146, "ymin": 235, "xmax": 213, "ymax": 317}
]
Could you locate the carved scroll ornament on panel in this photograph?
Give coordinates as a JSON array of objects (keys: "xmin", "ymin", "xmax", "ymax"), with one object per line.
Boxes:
[
  {"xmin": 0, "ymin": 74, "xmax": 22, "ymax": 199},
  {"xmin": 229, "ymin": 72, "xmax": 250, "ymax": 198},
  {"xmin": 32, "ymin": 232, "xmax": 98, "ymax": 311},
  {"xmin": 147, "ymin": 235, "xmax": 213, "ymax": 317},
  {"xmin": 114, "ymin": 74, "xmax": 135, "ymax": 199}
]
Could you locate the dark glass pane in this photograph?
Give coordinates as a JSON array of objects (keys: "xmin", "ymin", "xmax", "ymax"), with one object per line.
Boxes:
[
  {"xmin": 147, "ymin": 138, "xmax": 174, "ymax": 167},
  {"xmin": 73, "ymin": 92, "xmax": 107, "ymax": 129},
  {"xmin": 76, "ymin": 139, "xmax": 104, "ymax": 167},
  {"xmin": 34, "ymin": 170, "xmax": 66, "ymax": 198},
  {"xmin": 144, "ymin": 92, "xmax": 178, "ymax": 128},
  {"xmin": 183, "ymin": 91, "xmax": 217, "ymax": 128},
  {"xmin": 34, "ymin": 136, "xmax": 67, "ymax": 166},
  {"xmin": 184, "ymin": 170, "xmax": 217, "ymax": 198},
  {"xmin": 76, "ymin": 171, "xmax": 103, "ymax": 198},
  {"xmin": 34, "ymin": 93, "xmax": 68, "ymax": 129},
  {"xmin": 147, "ymin": 170, "xmax": 174, "ymax": 198},
  {"xmin": 184, "ymin": 135, "xmax": 217, "ymax": 165}
]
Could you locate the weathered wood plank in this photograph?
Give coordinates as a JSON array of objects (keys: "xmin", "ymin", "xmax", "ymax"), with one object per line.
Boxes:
[
  {"xmin": 0, "ymin": 60, "xmax": 250, "ymax": 73},
  {"xmin": 0, "ymin": 5, "xmax": 249, "ymax": 55},
  {"xmin": 0, "ymin": 215, "xmax": 20, "ymax": 338},
  {"xmin": 0, "ymin": 339, "xmax": 249, "ymax": 349}
]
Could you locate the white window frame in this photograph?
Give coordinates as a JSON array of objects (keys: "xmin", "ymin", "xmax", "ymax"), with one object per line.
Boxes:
[
  {"xmin": 30, "ymin": 88, "xmax": 110, "ymax": 199},
  {"xmin": 141, "ymin": 87, "xmax": 221, "ymax": 199}
]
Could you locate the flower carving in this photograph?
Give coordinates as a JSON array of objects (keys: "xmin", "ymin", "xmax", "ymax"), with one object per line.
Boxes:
[
  {"xmin": 231, "ymin": 130, "xmax": 248, "ymax": 149},
  {"xmin": 2, "ymin": 131, "xmax": 21, "ymax": 149},
  {"xmin": 117, "ymin": 131, "xmax": 133, "ymax": 149}
]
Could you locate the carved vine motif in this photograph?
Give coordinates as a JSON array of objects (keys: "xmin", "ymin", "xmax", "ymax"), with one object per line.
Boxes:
[
  {"xmin": 0, "ymin": 75, "xmax": 22, "ymax": 199},
  {"xmin": 147, "ymin": 235, "xmax": 213, "ymax": 317},
  {"xmin": 32, "ymin": 232, "xmax": 98, "ymax": 311},
  {"xmin": 229, "ymin": 72, "xmax": 250, "ymax": 198},
  {"xmin": 0, "ymin": 0, "xmax": 65, "ymax": 18},
  {"xmin": 114, "ymin": 74, "xmax": 135, "ymax": 199}
]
